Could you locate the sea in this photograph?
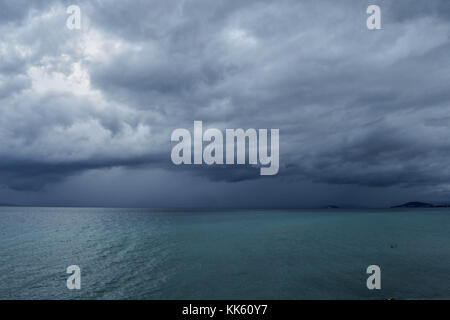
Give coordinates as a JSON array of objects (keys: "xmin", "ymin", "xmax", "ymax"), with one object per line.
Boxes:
[{"xmin": 0, "ymin": 207, "xmax": 449, "ymax": 299}]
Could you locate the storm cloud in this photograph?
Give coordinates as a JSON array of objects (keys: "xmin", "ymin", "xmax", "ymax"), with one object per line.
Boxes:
[{"xmin": 1, "ymin": 0, "xmax": 450, "ymax": 207}]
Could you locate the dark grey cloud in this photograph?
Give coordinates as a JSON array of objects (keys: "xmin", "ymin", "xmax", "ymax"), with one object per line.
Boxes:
[
  {"xmin": 1, "ymin": 0, "xmax": 450, "ymax": 206},
  {"xmin": 0, "ymin": 0, "xmax": 53, "ymax": 25}
]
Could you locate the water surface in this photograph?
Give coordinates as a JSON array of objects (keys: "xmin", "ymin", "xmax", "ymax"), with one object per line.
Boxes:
[{"xmin": 0, "ymin": 207, "xmax": 449, "ymax": 299}]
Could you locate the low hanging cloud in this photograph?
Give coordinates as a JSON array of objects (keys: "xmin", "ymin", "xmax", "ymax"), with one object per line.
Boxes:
[{"xmin": 1, "ymin": 0, "xmax": 450, "ymax": 200}]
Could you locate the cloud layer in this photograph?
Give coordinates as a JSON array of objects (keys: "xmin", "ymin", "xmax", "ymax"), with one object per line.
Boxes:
[{"xmin": 1, "ymin": 0, "xmax": 450, "ymax": 206}]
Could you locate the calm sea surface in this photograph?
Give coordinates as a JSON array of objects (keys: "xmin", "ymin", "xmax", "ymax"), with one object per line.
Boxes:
[{"xmin": 0, "ymin": 207, "xmax": 449, "ymax": 299}]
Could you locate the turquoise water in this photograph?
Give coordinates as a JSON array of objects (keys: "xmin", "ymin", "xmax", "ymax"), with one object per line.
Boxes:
[{"xmin": 0, "ymin": 207, "xmax": 449, "ymax": 299}]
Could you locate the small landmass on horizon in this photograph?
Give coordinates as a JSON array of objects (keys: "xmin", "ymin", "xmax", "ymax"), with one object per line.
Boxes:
[{"xmin": 391, "ymin": 201, "xmax": 450, "ymax": 208}]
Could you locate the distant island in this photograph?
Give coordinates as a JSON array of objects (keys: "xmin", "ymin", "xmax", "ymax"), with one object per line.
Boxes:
[{"xmin": 391, "ymin": 201, "xmax": 450, "ymax": 208}]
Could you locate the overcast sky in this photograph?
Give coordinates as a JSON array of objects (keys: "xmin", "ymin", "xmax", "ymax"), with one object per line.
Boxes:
[{"xmin": 1, "ymin": 0, "xmax": 450, "ymax": 208}]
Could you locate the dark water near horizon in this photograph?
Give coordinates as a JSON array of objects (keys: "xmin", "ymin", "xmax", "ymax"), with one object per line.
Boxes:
[{"xmin": 0, "ymin": 207, "xmax": 449, "ymax": 299}]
